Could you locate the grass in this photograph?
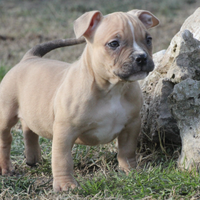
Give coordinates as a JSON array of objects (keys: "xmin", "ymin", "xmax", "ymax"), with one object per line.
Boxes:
[
  {"xmin": 0, "ymin": 65, "xmax": 10, "ymax": 81},
  {"xmin": 76, "ymin": 163, "xmax": 200, "ymax": 199},
  {"xmin": 0, "ymin": 0, "xmax": 200, "ymax": 199},
  {"xmin": 1, "ymin": 128, "xmax": 200, "ymax": 199}
]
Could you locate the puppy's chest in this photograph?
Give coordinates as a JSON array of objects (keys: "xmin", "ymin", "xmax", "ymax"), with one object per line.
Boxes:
[{"xmin": 86, "ymin": 94, "xmax": 130, "ymax": 144}]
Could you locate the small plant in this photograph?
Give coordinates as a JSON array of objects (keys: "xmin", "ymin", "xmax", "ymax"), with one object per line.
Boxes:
[{"xmin": 0, "ymin": 66, "xmax": 9, "ymax": 81}]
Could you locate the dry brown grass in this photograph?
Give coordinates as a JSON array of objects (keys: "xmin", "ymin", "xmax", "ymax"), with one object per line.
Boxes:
[{"xmin": 0, "ymin": 0, "xmax": 199, "ymax": 68}]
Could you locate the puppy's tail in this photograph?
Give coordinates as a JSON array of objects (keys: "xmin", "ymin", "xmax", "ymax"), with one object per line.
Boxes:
[{"xmin": 23, "ymin": 37, "xmax": 85, "ymax": 59}]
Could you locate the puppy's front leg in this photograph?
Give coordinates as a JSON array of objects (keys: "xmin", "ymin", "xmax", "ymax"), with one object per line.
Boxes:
[
  {"xmin": 117, "ymin": 116, "xmax": 141, "ymax": 173},
  {"xmin": 52, "ymin": 123, "xmax": 78, "ymax": 192}
]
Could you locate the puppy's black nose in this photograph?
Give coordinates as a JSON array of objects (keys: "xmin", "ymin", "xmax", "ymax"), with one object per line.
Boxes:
[{"xmin": 135, "ymin": 53, "xmax": 147, "ymax": 65}]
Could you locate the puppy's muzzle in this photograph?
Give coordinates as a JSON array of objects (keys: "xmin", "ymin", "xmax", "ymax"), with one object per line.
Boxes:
[
  {"xmin": 114, "ymin": 52, "xmax": 154, "ymax": 80},
  {"xmin": 134, "ymin": 52, "xmax": 147, "ymax": 66}
]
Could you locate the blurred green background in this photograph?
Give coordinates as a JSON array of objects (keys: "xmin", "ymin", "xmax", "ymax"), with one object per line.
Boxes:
[{"xmin": 0, "ymin": 0, "xmax": 198, "ymax": 74}]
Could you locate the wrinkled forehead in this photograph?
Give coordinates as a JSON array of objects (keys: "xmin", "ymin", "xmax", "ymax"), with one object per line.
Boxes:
[{"xmin": 94, "ymin": 12, "xmax": 147, "ymax": 43}]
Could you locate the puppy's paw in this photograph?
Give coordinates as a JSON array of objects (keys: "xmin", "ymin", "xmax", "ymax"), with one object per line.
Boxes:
[
  {"xmin": 25, "ymin": 152, "xmax": 41, "ymax": 166},
  {"xmin": 25, "ymin": 146, "xmax": 41, "ymax": 166},
  {"xmin": 53, "ymin": 176, "xmax": 78, "ymax": 192},
  {"xmin": 0, "ymin": 159, "xmax": 14, "ymax": 175},
  {"xmin": 118, "ymin": 157, "xmax": 137, "ymax": 175}
]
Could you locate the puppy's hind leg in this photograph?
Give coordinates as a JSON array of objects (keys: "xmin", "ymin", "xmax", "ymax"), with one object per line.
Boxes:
[
  {"xmin": 0, "ymin": 114, "xmax": 18, "ymax": 175},
  {"xmin": 21, "ymin": 120, "xmax": 41, "ymax": 166}
]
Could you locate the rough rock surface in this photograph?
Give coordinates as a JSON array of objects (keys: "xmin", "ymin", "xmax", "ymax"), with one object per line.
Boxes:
[
  {"xmin": 140, "ymin": 8, "xmax": 200, "ymax": 169},
  {"xmin": 169, "ymin": 79, "xmax": 200, "ymax": 170}
]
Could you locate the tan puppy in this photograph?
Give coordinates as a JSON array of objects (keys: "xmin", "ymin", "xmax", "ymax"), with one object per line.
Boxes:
[{"xmin": 0, "ymin": 10, "xmax": 159, "ymax": 191}]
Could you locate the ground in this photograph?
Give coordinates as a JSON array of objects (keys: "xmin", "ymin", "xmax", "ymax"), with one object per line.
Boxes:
[{"xmin": 0, "ymin": 0, "xmax": 200, "ymax": 199}]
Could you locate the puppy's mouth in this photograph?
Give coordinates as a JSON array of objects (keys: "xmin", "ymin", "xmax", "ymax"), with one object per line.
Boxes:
[
  {"xmin": 113, "ymin": 56, "xmax": 154, "ymax": 82},
  {"xmin": 126, "ymin": 71, "xmax": 149, "ymax": 81},
  {"xmin": 114, "ymin": 71, "xmax": 149, "ymax": 82}
]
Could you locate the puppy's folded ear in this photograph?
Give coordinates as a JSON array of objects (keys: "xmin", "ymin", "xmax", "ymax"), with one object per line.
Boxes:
[
  {"xmin": 74, "ymin": 11, "xmax": 103, "ymax": 39},
  {"xmin": 128, "ymin": 10, "xmax": 160, "ymax": 29}
]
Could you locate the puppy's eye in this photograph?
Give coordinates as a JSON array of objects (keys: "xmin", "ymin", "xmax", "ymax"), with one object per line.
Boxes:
[
  {"xmin": 146, "ymin": 36, "xmax": 152, "ymax": 46},
  {"xmin": 107, "ymin": 40, "xmax": 120, "ymax": 49}
]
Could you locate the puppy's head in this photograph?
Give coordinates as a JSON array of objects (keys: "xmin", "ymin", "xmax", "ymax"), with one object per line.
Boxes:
[{"xmin": 74, "ymin": 9, "xmax": 159, "ymax": 82}]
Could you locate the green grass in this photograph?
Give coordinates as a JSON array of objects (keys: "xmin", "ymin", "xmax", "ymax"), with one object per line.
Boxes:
[
  {"xmin": 1, "ymin": 129, "xmax": 200, "ymax": 199},
  {"xmin": 74, "ymin": 163, "xmax": 200, "ymax": 199},
  {"xmin": 0, "ymin": 65, "xmax": 10, "ymax": 81}
]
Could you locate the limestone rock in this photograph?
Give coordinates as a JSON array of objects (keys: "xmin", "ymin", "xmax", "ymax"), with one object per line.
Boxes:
[
  {"xmin": 157, "ymin": 7, "xmax": 200, "ymax": 75},
  {"xmin": 140, "ymin": 7, "xmax": 200, "ymax": 170},
  {"xmin": 180, "ymin": 7, "xmax": 200, "ymax": 41},
  {"xmin": 166, "ymin": 30, "xmax": 200, "ymax": 83},
  {"xmin": 169, "ymin": 79, "xmax": 200, "ymax": 170},
  {"xmin": 141, "ymin": 8, "xmax": 200, "ymax": 148}
]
